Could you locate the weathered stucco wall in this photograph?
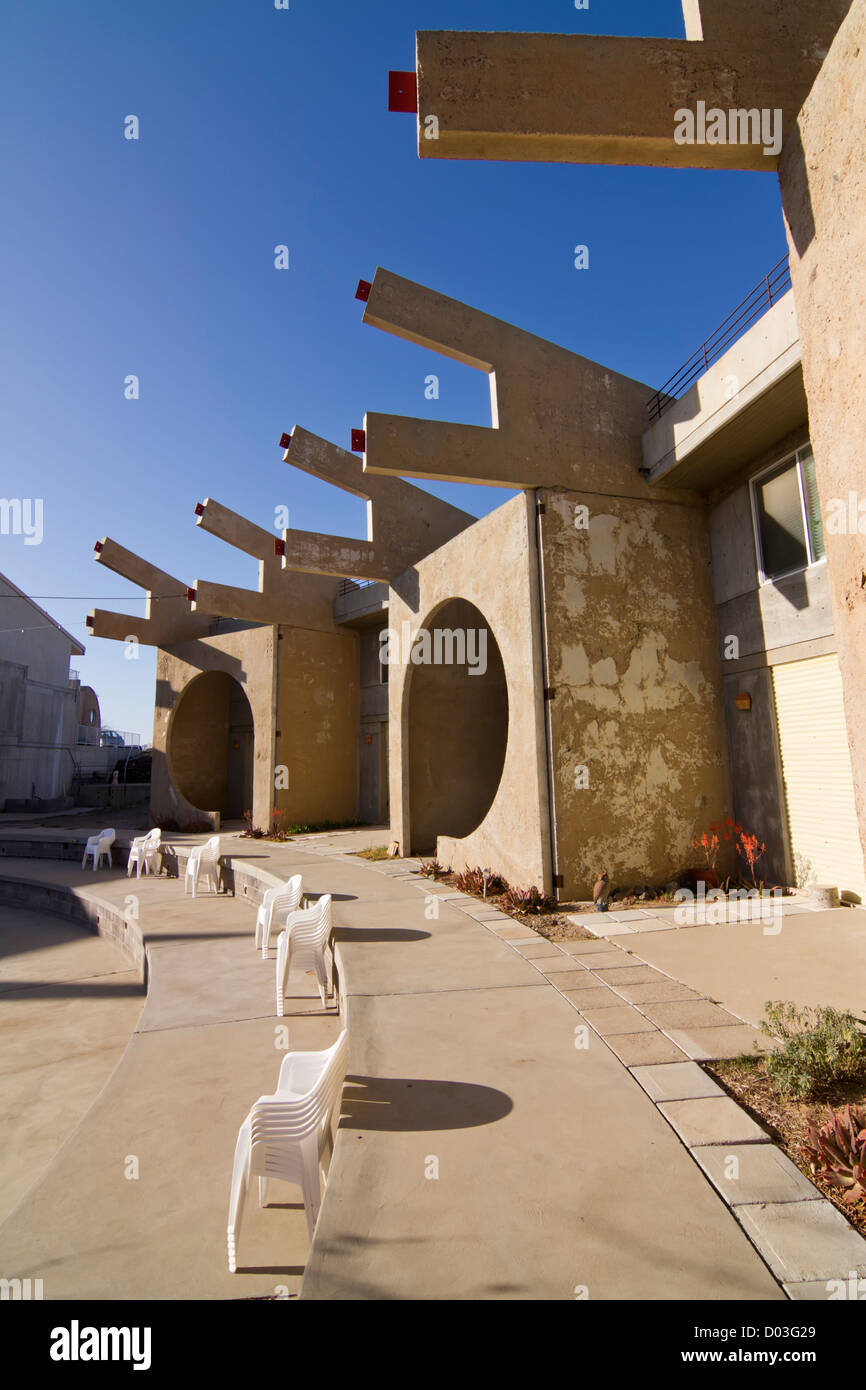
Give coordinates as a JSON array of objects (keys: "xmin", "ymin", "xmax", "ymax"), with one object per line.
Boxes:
[
  {"xmin": 275, "ymin": 625, "xmax": 359, "ymax": 826},
  {"xmin": 389, "ymin": 492, "xmax": 552, "ymax": 892},
  {"xmin": 780, "ymin": 0, "xmax": 866, "ymax": 871},
  {"xmin": 541, "ymin": 488, "xmax": 730, "ymax": 898}
]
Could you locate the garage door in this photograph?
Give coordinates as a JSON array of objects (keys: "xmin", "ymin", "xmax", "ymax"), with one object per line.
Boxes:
[{"xmin": 772, "ymin": 654, "xmax": 866, "ymax": 902}]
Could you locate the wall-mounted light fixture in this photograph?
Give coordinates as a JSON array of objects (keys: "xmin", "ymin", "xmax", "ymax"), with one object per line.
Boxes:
[{"xmin": 735, "ymin": 692, "xmax": 752, "ymax": 712}]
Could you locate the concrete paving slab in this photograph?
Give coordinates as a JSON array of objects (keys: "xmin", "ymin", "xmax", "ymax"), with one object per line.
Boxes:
[
  {"xmin": 538, "ymin": 970, "xmax": 594, "ymax": 991},
  {"xmin": 623, "ymin": 908, "xmax": 866, "ymax": 1026},
  {"xmin": 538, "ymin": 955, "xmax": 595, "ymax": 976},
  {"xmin": 691, "ymin": 1144, "xmax": 822, "ymax": 1206},
  {"xmin": 665, "ymin": 1024, "xmax": 773, "ymax": 1061},
  {"xmin": 736, "ymin": 1201, "xmax": 866, "ymax": 1284},
  {"xmin": 556, "ymin": 937, "xmax": 613, "ymax": 954},
  {"xmin": 560, "ymin": 986, "xmax": 621, "ymax": 1010},
  {"xmin": 629, "ymin": 1062, "xmax": 726, "ymax": 1103},
  {"xmin": 510, "ymin": 941, "xmax": 566, "ymax": 959},
  {"xmin": 611, "ymin": 981, "xmax": 706, "ymax": 1005},
  {"xmin": 594, "ymin": 966, "xmax": 668, "ymax": 987},
  {"xmin": 642, "ymin": 1000, "xmax": 742, "ymax": 1030},
  {"xmin": 784, "ymin": 1278, "xmax": 860, "ymax": 1300},
  {"xmin": 659, "ymin": 1098, "xmax": 769, "ymax": 1147},
  {"xmin": 579, "ymin": 1005, "xmax": 657, "ymax": 1035},
  {"xmin": 605, "ymin": 1032, "xmax": 690, "ymax": 1065},
  {"xmin": 569, "ymin": 950, "xmax": 635, "ymax": 969}
]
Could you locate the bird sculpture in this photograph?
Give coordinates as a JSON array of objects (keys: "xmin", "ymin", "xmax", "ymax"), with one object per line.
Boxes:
[{"xmin": 592, "ymin": 870, "xmax": 610, "ymax": 912}]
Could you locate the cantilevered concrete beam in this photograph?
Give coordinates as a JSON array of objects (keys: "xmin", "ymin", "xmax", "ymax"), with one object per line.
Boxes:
[
  {"xmin": 358, "ymin": 267, "xmax": 688, "ymax": 498},
  {"xmin": 279, "ymin": 427, "xmax": 474, "ymax": 580},
  {"xmin": 88, "ymin": 538, "xmax": 212, "ymax": 647},
  {"xmin": 90, "ymin": 537, "xmax": 206, "ymax": 643},
  {"xmin": 408, "ymin": 2, "xmax": 851, "ymax": 171},
  {"xmin": 192, "ymin": 498, "xmax": 341, "ymax": 628}
]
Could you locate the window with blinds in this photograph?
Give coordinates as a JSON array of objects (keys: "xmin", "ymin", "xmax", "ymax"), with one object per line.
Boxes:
[{"xmin": 751, "ymin": 443, "xmax": 825, "ymax": 581}]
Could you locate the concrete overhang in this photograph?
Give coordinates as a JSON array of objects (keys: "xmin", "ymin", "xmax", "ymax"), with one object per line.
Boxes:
[
  {"xmin": 642, "ymin": 293, "xmax": 807, "ymax": 492},
  {"xmin": 333, "ymin": 581, "xmax": 389, "ymax": 629}
]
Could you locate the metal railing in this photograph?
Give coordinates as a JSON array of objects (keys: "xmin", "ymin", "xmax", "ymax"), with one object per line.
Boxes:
[
  {"xmin": 337, "ymin": 578, "xmax": 378, "ymax": 595},
  {"xmin": 646, "ymin": 255, "xmax": 792, "ymax": 423}
]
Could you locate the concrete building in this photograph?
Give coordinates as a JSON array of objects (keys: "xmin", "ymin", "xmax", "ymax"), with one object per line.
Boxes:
[
  {"xmin": 379, "ymin": 0, "xmax": 866, "ymax": 898},
  {"xmin": 85, "ymin": 0, "xmax": 866, "ymax": 903},
  {"xmin": 0, "ymin": 572, "xmax": 84, "ymax": 810}
]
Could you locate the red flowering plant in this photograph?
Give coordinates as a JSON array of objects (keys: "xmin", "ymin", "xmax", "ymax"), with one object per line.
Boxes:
[
  {"xmin": 691, "ymin": 825, "xmax": 720, "ymax": 872},
  {"xmin": 736, "ymin": 827, "xmax": 767, "ymax": 886}
]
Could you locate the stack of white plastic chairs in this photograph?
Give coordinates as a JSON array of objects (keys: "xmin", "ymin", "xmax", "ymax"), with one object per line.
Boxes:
[
  {"xmin": 81, "ymin": 828, "xmax": 115, "ymax": 871},
  {"xmin": 275, "ymin": 894, "xmax": 334, "ymax": 1016},
  {"xmin": 255, "ymin": 874, "xmax": 303, "ymax": 958},
  {"xmin": 184, "ymin": 835, "xmax": 222, "ymax": 897},
  {"xmin": 126, "ymin": 827, "xmax": 162, "ymax": 878},
  {"xmin": 226, "ymin": 1029, "xmax": 348, "ymax": 1271}
]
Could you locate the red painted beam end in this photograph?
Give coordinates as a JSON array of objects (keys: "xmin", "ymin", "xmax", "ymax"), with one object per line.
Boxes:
[
  {"xmin": 355, "ymin": 279, "xmax": 372, "ymax": 302},
  {"xmin": 351, "ymin": 429, "xmax": 366, "ymax": 454},
  {"xmin": 388, "ymin": 71, "xmax": 417, "ymax": 114}
]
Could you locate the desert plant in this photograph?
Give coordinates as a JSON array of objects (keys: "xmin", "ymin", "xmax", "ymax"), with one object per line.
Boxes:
[
  {"xmin": 760, "ymin": 1001, "xmax": 866, "ymax": 1099},
  {"xmin": 803, "ymin": 1104, "xmax": 866, "ymax": 1206},
  {"xmin": 691, "ymin": 825, "xmax": 721, "ymax": 872},
  {"xmin": 453, "ymin": 865, "xmax": 508, "ymax": 897},
  {"xmin": 735, "ymin": 827, "xmax": 766, "ymax": 885},
  {"xmin": 505, "ymin": 884, "xmax": 555, "ymax": 915},
  {"xmin": 418, "ymin": 860, "xmax": 447, "ymax": 878},
  {"xmin": 241, "ymin": 810, "xmax": 265, "ymax": 838}
]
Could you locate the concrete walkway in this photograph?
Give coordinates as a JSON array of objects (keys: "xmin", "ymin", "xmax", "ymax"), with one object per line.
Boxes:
[{"xmin": 0, "ymin": 832, "xmax": 784, "ymax": 1301}]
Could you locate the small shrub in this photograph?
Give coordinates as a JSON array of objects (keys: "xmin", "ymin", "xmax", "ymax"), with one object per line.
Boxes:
[
  {"xmin": 505, "ymin": 884, "xmax": 555, "ymax": 915},
  {"xmin": 418, "ymin": 860, "xmax": 447, "ymax": 878},
  {"xmin": 804, "ymin": 1104, "xmax": 866, "ymax": 1207},
  {"xmin": 760, "ymin": 1001, "xmax": 866, "ymax": 1099},
  {"xmin": 453, "ymin": 865, "xmax": 508, "ymax": 896},
  {"xmin": 241, "ymin": 810, "xmax": 265, "ymax": 838}
]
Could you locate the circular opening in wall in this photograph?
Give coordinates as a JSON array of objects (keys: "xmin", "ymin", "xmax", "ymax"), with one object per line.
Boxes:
[
  {"xmin": 406, "ymin": 598, "xmax": 509, "ymax": 855},
  {"xmin": 167, "ymin": 671, "xmax": 254, "ymax": 819}
]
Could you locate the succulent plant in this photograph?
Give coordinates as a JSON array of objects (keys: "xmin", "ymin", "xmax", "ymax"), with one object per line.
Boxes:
[
  {"xmin": 803, "ymin": 1104, "xmax": 866, "ymax": 1206},
  {"xmin": 454, "ymin": 865, "xmax": 507, "ymax": 896},
  {"xmin": 505, "ymin": 884, "xmax": 555, "ymax": 914},
  {"xmin": 418, "ymin": 859, "xmax": 447, "ymax": 878}
]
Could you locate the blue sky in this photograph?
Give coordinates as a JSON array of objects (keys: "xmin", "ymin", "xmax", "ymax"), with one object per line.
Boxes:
[{"xmin": 0, "ymin": 0, "xmax": 789, "ymax": 738}]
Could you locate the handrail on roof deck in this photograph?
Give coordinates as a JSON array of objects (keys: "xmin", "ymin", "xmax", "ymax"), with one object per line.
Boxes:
[{"xmin": 646, "ymin": 255, "xmax": 792, "ymax": 423}]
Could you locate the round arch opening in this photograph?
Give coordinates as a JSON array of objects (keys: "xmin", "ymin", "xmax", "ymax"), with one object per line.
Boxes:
[
  {"xmin": 168, "ymin": 671, "xmax": 254, "ymax": 820},
  {"xmin": 407, "ymin": 598, "xmax": 509, "ymax": 855}
]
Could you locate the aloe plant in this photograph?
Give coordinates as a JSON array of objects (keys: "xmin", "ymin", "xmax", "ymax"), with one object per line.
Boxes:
[{"xmin": 803, "ymin": 1104, "xmax": 866, "ymax": 1206}]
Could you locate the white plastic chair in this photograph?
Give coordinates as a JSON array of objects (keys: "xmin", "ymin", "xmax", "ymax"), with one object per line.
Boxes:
[
  {"xmin": 127, "ymin": 828, "xmax": 162, "ymax": 879},
  {"xmin": 255, "ymin": 875, "xmax": 303, "ymax": 958},
  {"xmin": 81, "ymin": 828, "xmax": 115, "ymax": 871},
  {"xmin": 226, "ymin": 1030, "xmax": 348, "ymax": 1271},
  {"xmin": 184, "ymin": 836, "xmax": 222, "ymax": 897},
  {"xmin": 275, "ymin": 894, "xmax": 333, "ymax": 1017}
]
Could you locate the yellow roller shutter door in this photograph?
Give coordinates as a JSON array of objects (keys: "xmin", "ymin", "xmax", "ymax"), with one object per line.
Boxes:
[{"xmin": 772, "ymin": 654, "xmax": 866, "ymax": 901}]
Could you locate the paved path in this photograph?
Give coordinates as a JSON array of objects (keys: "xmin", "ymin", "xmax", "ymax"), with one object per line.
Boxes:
[{"xmin": 0, "ymin": 832, "xmax": 783, "ymax": 1301}]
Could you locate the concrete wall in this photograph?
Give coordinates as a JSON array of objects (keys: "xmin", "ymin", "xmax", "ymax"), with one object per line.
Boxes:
[
  {"xmin": 540, "ymin": 487, "xmax": 731, "ymax": 899},
  {"xmin": 780, "ymin": 0, "xmax": 866, "ymax": 871},
  {"xmin": 153, "ymin": 625, "xmax": 277, "ymax": 831},
  {"xmin": 389, "ymin": 492, "xmax": 552, "ymax": 891},
  {"xmin": 275, "ymin": 624, "xmax": 359, "ymax": 827},
  {"xmin": 359, "ymin": 626, "xmax": 389, "ymax": 824}
]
